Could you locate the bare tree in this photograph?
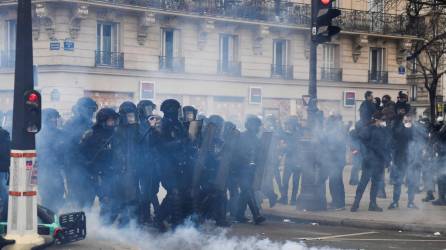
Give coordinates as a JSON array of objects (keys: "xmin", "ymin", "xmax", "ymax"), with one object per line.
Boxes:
[{"xmin": 404, "ymin": 0, "xmax": 446, "ymax": 122}]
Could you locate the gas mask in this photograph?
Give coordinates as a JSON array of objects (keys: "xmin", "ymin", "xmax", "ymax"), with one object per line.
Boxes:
[
  {"xmin": 106, "ymin": 118, "xmax": 117, "ymax": 128},
  {"xmin": 379, "ymin": 121, "xmax": 387, "ymax": 127}
]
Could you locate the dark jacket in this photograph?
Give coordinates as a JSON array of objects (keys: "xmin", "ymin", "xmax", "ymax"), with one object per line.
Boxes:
[
  {"xmin": 359, "ymin": 125, "xmax": 392, "ymax": 166},
  {"xmin": 359, "ymin": 100, "xmax": 377, "ymax": 123},
  {"xmin": 0, "ymin": 128, "xmax": 10, "ymax": 172}
]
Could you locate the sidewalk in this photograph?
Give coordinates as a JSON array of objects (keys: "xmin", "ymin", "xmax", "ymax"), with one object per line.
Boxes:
[{"xmin": 262, "ymin": 166, "xmax": 446, "ymax": 234}]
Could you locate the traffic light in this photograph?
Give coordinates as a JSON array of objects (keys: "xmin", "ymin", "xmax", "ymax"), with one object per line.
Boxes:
[
  {"xmin": 311, "ymin": 0, "xmax": 341, "ymax": 44},
  {"xmin": 24, "ymin": 90, "xmax": 41, "ymax": 133}
]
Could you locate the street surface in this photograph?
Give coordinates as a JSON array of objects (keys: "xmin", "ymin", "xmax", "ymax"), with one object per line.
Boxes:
[{"xmin": 45, "ymin": 216, "xmax": 446, "ymax": 250}]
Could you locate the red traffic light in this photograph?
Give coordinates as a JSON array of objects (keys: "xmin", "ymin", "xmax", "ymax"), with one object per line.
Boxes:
[
  {"xmin": 321, "ymin": 0, "xmax": 331, "ymax": 6},
  {"xmin": 27, "ymin": 92, "xmax": 39, "ymax": 103}
]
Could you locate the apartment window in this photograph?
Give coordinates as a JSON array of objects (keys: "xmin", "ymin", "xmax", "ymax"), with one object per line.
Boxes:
[
  {"xmin": 96, "ymin": 22, "xmax": 122, "ymax": 67},
  {"xmin": 369, "ymin": 47, "xmax": 388, "ymax": 83},
  {"xmin": 218, "ymin": 34, "xmax": 240, "ymax": 75},
  {"xmin": 5, "ymin": 20, "xmax": 16, "ymax": 52},
  {"xmin": 1, "ymin": 20, "xmax": 16, "ymax": 68},
  {"xmin": 272, "ymin": 39, "xmax": 292, "ymax": 79},
  {"xmin": 321, "ymin": 44, "xmax": 342, "ymax": 81},
  {"xmin": 160, "ymin": 29, "xmax": 183, "ymax": 72}
]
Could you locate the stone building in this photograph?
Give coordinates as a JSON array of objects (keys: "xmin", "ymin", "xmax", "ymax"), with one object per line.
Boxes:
[{"xmin": 0, "ymin": 0, "xmax": 419, "ymax": 124}]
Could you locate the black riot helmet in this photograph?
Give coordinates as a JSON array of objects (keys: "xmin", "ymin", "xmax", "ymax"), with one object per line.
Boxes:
[
  {"xmin": 183, "ymin": 106, "xmax": 198, "ymax": 122},
  {"xmin": 42, "ymin": 108, "xmax": 61, "ymax": 129},
  {"xmin": 119, "ymin": 101, "xmax": 138, "ymax": 126},
  {"xmin": 96, "ymin": 108, "xmax": 119, "ymax": 129},
  {"xmin": 160, "ymin": 99, "xmax": 181, "ymax": 118},
  {"xmin": 137, "ymin": 100, "xmax": 156, "ymax": 121},
  {"xmin": 74, "ymin": 97, "xmax": 98, "ymax": 121},
  {"xmin": 245, "ymin": 115, "xmax": 262, "ymax": 135},
  {"xmin": 208, "ymin": 115, "xmax": 225, "ymax": 136}
]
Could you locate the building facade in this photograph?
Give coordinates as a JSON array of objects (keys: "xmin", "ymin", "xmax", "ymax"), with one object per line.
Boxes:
[{"xmin": 0, "ymin": 0, "xmax": 419, "ymax": 124}]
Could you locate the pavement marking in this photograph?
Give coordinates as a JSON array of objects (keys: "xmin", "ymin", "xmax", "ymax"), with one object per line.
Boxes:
[
  {"xmin": 332, "ymin": 238, "xmax": 446, "ymax": 242},
  {"xmin": 297, "ymin": 231, "xmax": 378, "ymax": 241}
]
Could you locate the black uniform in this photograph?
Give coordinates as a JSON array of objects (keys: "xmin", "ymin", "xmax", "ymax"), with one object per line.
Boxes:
[
  {"xmin": 351, "ymin": 122, "xmax": 391, "ymax": 212},
  {"xmin": 136, "ymin": 100, "xmax": 160, "ymax": 225},
  {"xmin": 0, "ymin": 125, "xmax": 10, "ymax": 220},
  {"xmin": 324, "ymin": 115, "xmax": 347, "ymax": 209},
  {"xmin": 155, "ymin": 99, "xmax": 193, "ymax": 230},
  {"xmin": 79, "ymin": 108, "xmax": 118, "ymax": 224},
  {"xmin": 234, "ymin": 116, "xmax": 265, "ymax": 225},
  {"xmin": 62, "ymin": 97, "xmax": 98, "ymax": 209},
  {"xmin": 280, "ymin": 116, "xmax": 302, "ymax": 205},
  {"xmin": 112, "ymin": 102, "xmax": 141, "ymax": 226},
  {"xmin": 37, "ymin": 109, "xmax": 65, "ymax": 212}
]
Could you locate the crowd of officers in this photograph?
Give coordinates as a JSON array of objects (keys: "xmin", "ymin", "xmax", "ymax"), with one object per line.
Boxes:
[
  {"xmin": 1, "ymin": 98, "xmax": 270, "ymax": 231},
  {"xmin": 1, "ymin": 91, "xmax": 446, "ymax": 232}
]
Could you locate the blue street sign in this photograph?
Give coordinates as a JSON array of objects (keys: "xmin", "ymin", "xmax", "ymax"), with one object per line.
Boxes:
[
  {"xmin": 64, "ymin": 39, "xmax": 74, "ymax": 51},
  {"xmin": 398, "ymin": 66, "xmax": 406, "ymax": 75},
  {"xmin": 50, "ymin": 40, "xmax": 60, "ymax": 50}
]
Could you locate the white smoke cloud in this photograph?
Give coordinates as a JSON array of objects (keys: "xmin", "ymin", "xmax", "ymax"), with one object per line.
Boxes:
[{"xmin": 84, "ymin": 209, "xmax": 334, "ymax": 250}]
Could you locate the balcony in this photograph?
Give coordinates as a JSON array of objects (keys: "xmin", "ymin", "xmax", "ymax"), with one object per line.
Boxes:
[
  {"xmin": 217, "ymin": 60, "xmax": 241, "ymax": 76},
  {"xmin": 271, "ymin": 64, "xmax": 293, "ymax": 80},
  {"xmin": 368, "ymin": 70, "xmax": 388, "ymax": 84},
  {"xmin": 159, "ymin": 56, "xmax": 185, "ymax": 72},
  {"xmin": 91, "ymin": 0, "xmax": 415, "ymax": 36},
  {"xmin": 0, "ymin": 51, "xmax": 15, "ymax": 68},
  {"xmin": 321, "ymin": 67, "xmax": 342, "ymax": 81},
  {"xmin": 95, "ymin": 51, "xmax": 124, "ymax": 68}
]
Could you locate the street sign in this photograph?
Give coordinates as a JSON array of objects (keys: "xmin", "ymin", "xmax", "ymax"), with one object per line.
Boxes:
[
  {"xmin": 343, "ymin": 91, "xmax": 355, "ymax": 107},
  {"xmin": 64, "ymin": 39, "xmax": 74, "ymax": 51},
  {"xmin": 399, "ymin": 66, "xmax": 406, "ymax": 75},
  {"xmin": 140, "ymin": 81, "xmax": 155, "ymax": 100},
  {"xmin": 49, "ymin": 40, "xmax": 60, "ymax": 50},
  {"xmin": 249, "ymin": 87, "xmax": 262, "ymax": 104}
]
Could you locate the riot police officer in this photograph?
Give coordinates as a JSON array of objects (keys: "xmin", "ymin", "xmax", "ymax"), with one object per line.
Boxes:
[
  {"xmin": 234, "ymin": 115, "xmax": 266, "ymax": 225},
  {"xmin": 0, "ymin": 111, "xmax": 10, "ymax": 220},
  {"xmin": 79, "ymin": 108, "xmax": 119, "ymax": 224},
  {"xmin": 155, "ymin": 99, "xmax": 192, "ymax": 230},
  {"xmin": 136, "ymin": 100, "xmax": 160, "ymax": 225},
  {"xmin": 63, "ymin": 97, "xmax": 98, "ymax": 208},
  {"xmin": 37, "ymin": 108, "xmax": 65, "ymax": 211},
  {"xmin": 199, "ymin": 115, "xmax": 230, "ymax": 227},
  {"xmin": 112, "ymin": 102, "xmax": 141, "ymax": 226},
  {"xmin": 280, "ymin": 116, "xmax": 302, "ymax": 206}
]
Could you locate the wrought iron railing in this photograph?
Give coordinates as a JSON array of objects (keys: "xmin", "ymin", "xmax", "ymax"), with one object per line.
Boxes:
[
  {"xmin": 368, "ymin": 70, "xmax": 388, "ymax": 84},
  {"xmin": 159, "ymin": 56, "xmax": 185, "ymax": 72},
  {"xmin": 321, "ymin": 67, "xmax": 342, "ymax": 81},
  {"xmin": 217, "ymin": 60, "xmax": 241, "ymax": 76},
  {"xmin": 0, "ymin": 50, "xmax": 15, "ymax": 68},
  {"xmin": 88, "ymin": 0, "xmax": 417, "ymax": 36},
  {"xmin": 271, "ymin": 64, "xmax": 293, "ymax": 80},
  {"xmin": 95, "ymin": 51, "xmax": 124, "ymax": 68}
]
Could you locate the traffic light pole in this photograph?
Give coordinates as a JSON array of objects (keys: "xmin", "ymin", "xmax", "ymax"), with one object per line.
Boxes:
[
  {"xmin": 308, "ymin": 37, "xmax": 318, "ymax": 117},
  {"xmin": 6, "ymin": 0, "xmax": 44, "ymax": 246}
]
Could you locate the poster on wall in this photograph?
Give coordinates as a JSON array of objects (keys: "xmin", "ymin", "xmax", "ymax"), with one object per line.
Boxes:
[
  {"xmin": 249, "ymin": 87, "xmax": 262, "ymax": 104},
  {"xmin": 343, "ymin": 91, "xmax": 356, "ymax": 107},
  {"xmin": 140, "ymin": 81, "xmax": 155, "ymax": 100}
]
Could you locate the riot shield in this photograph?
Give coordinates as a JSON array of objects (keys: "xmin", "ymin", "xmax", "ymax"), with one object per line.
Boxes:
[
  {"xmin": 192, "ymin": 122, "xmax": 216, "ymax": 193},
  {"xmin": 252, "ymin": 131, "xmax": 273, "ymax": 190},
  {"xmin": 213, "ymin": 127, "xmax": 240, "ymax": 192}
]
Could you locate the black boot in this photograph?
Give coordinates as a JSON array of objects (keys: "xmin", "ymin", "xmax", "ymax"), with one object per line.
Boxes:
[
  {"xmin": 388, "ymin": 202, "xmax": 399, "ymax": 210},
  {"xmin": 247, "ymin": 193, "xmax": 265, "ymax": 225},
  {"xmin": 268, "ymin": 192, "xmax": 278, "ymax": 208},
  {"xmin": 368, "ymin": 202, "xmax": 383, "ymax": 212},
  {"xmin": 422, "ymin": 191, "xmax": 435, "ymax": 202},
  {"xmin": 407, "ymin": 202, "xmax": 418, "ymax": 209},
  {"xmin": 350, "ymin": 200, "xmax": 360, "ymax": 212},
  {"xmin": 0, "ymin": 236, "xmax": 15, "ymax": 248}
]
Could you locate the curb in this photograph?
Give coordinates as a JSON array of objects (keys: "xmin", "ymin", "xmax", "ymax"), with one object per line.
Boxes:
[{"xmin": 263, "ymin": 209, "xmax": 446, "ymax": 234}]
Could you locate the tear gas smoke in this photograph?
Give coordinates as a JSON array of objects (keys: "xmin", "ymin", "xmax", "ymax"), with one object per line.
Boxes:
[{"xmin": 85, "ymin": 208, "xmax": 334, "ymax": 250}]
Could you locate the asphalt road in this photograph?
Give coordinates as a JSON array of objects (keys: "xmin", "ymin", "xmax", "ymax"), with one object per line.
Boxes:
[{"xmin": 41, "ymin": 216, "xmax": 446, "ymax": 250}]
